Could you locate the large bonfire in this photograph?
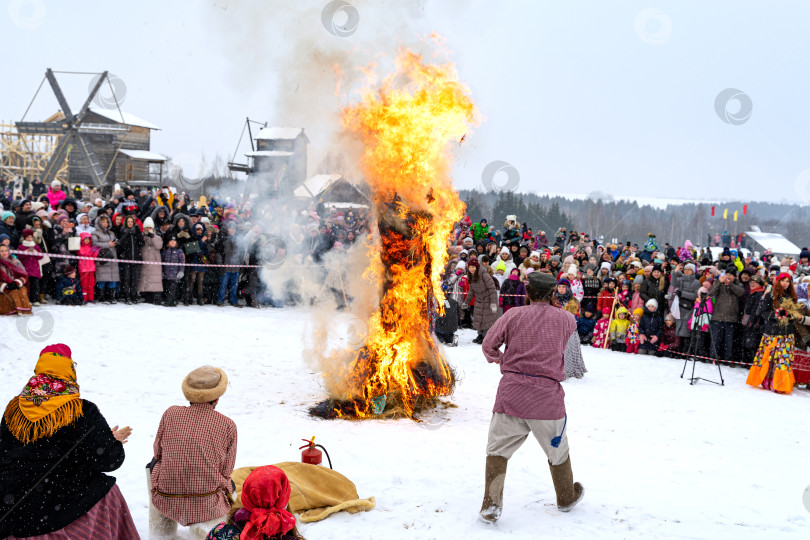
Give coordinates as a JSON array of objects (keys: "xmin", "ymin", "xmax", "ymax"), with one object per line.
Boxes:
[{"xmin": 311, "ymin": 50, "xmax": 478, "ymax": 419}]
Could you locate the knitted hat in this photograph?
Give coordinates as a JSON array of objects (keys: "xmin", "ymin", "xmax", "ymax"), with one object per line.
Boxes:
[
  {"xmin": 633, "ymin": 308, "xmax": 644, "ymax": 318},
  {"xmin": 51, "ymin": 180, "xmax": 60, "ymax": 188},
  {"xmin": 601, "ymin": 307, "xmax": 611, "ymax": 314},
  {"xmin": 143, "ymin": 217, "xmax": 155, "ymax": 229},
  {"xmin": 468, "ymin": 258, "xmax": 480, "ymax": 269},
  {"xmin": 182, "ymin": 366, "xmax": 228, "ymax": 403},
  {"xmin": 495, "ymin": 261, "xmax": 506, "ymax": 272},
  {"xmin": 684, "ymin": 263, "xmax": 696, "ymax": 273},
  {"xmin": 1, "ymin": 211, "xmax": 13, "ymax": 222},
  {"xmin": 63, "ymin": 265, "xmax": 76, "ymax": 275},
  {"xmin": 777, "ymin": 272, "xmax": 793, "ymax": 282},
  {"xmin": 21, "ymin": 228, "xmax": 33, "ymax": 238},
  {"xmin": 645, "ymin": 298, "xmax": 658, "ymax": 309}
]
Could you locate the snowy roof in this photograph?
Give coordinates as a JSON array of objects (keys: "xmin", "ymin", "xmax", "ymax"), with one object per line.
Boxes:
[
  {"xmin": 245, "ymin": 150, "xmax": 294, "ymax": 158},
  {"xmin": 745, "ymin": 231, "xmax": 801, "ymax": 256},
  {"xmin": 119, "ymin": 149, "xmax": 167, "ymax": 162},
  {"xmin": 89, "ymin": 108, "xmax": 161, "ymax": 130},
  {"xmin": 294, "ymin": 174, "xmax": 344, "ymax": 198},
  {"xmin": 255, "ymin": 127, "xmax": 306, "ymax": 140}
]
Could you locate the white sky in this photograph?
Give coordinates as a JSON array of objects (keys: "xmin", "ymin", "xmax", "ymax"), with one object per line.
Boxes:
[{"xmin": 3, "ymin": 0, "xmax": 810, "ymax": 203}]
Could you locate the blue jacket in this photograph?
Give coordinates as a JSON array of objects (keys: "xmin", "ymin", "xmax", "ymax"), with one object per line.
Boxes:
[
  {"xmin": 577, "ymin": 315, "xmax": 597, "ymax": 336},
  {"xmin": 55, "ymin": 275, "xmax": 82, "ymax": 302},
  {"xmin": 639, "ymin": 307, "xmax": 664, "ymax": 350}
]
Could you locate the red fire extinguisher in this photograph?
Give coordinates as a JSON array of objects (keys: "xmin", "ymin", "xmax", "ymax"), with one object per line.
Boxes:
[{"xmin": 299, "ymin": 437, "xmax": 333, "ymax": 469}]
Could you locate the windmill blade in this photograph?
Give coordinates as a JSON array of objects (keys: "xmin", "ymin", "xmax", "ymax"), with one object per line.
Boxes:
[
  {"xmin": 75, "ymin": 134, "xmax": 106, "ymax": 188},
  {"xmin": 74, "ymin": 70, "xmax": 109, "ymax": 124},
  {"xmin": 15, "ymin": 121, "xmax": 67, "ymax": 135},
  {"xmin": 40, "ymin": 131, "xmax": 75, "ymax": 185},
  {"xmin": 45, "ymin": 68, "xmax": 73, "ymax": 122}
]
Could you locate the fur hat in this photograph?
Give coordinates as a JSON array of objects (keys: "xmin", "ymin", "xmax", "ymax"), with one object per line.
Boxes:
[{"xmin": 182, "ymin": 366, "xmax": 228, "ymax": 403}]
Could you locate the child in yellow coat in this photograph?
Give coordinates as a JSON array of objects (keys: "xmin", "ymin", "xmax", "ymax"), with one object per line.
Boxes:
[{"xmin": 609, "ymin": 306, "xmax": 631, "ymax": 352}]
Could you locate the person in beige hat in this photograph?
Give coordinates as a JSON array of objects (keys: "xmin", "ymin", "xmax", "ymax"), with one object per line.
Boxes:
[{"xmin": 148, "ymin": 366, "xmax": 237, "ymax": 539}]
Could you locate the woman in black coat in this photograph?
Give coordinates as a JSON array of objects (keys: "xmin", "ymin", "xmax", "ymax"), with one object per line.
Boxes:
[
  {"xmin": 116, "ymin": 214, "xmax": 145, "ymax": 304},
  {"xmin": 0, "ymin": 344, "xmax": 138, "ymax": 538}
]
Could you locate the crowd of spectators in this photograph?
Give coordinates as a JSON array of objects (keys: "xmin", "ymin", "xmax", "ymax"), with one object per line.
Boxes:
[
  {"xmin": 0, "ymin": 180, "xmax": 368, "ymax": 313},
  {"xmin": 440, "ymin": 215, "xmax": 810, "ymax": 393}
]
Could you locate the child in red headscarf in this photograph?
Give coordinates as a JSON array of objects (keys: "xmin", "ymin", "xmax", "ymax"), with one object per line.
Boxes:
[{"xmin": 206, "ymin": 465, "xmax": 304, "ymax": 540}]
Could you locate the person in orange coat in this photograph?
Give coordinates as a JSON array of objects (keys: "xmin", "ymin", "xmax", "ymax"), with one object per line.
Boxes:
[{"xmin": 746, "ymin": 273, "xmax": 800, "ymax": 394}]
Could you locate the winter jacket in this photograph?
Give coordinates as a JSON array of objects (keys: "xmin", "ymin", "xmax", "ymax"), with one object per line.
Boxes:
[
  {"xmin": 55, "ymin": 275, "xmax": 83, "ymax": 302},
  {"xmin": 689, "ymin": 297, "xmax": 713, "ymax": 332},
  {"xmin": 139, "ymin": 231, "xmax": 164, "ymax": 292},
  {"xmin": 0, "ymin": 221, "xmax": 19, "ymax": 248},
  {"xmin": 0, "ymin": 400, "xmax": 125, "ymax": 538},
  {"xmin": 577, "ymin": 315, "xmax": 597, "ymax": 337},
  {"xmin": 660, "ymin": 323, "xmax": 681, "ymax": 351},
  {"xmin": 609, "ymin": 307, "xmax": 630, "ymax": 342},
  {"xmin": 162, "ymin": 247, "xmax": 185, "ymax": 281},
  {"xmin": 91, "ymin": 218, "xmax": 120, "ymax": 283},
  {"xmin": 116, "ymin": 225, "xmax": 144, "ymax": 261},
  {"xmin": 671, "ymin": 271, "xmax": 700, "ymax": 314},
  {"xmin": 16, "ymin": 242, "xmax": 42, "ymax": 279},
  {"xmin": 46, "ymin": 186, "xmax": 66, "ymax": 208},
  {"xmin": 435, "ymin": 297, "xmax": 460, "ymax": 335},
  {"xmin": 465, "ymin": 271, "xmax": 499, "ymax": 331},
  {"xmin": 639, "ymin": 308, "xmax": 664, "ymax": 351},
  {"xmin": 708, "ymin": 279, "xmax": 744, "ymax": 323},
  {"xmin": 499, "ymin": 276, "xmax": 526, "ymax": 310},
  {"xmin": 50, "ymin": 225, "xmax": 76, "ymax": 274},
  {"xmin": 640, "ymin": 276, "xmax": 667, "ymax": 311},
  {"xmin": 77, "ymin": 233, "xmax": 98, "ymax": 274},
  {"xmin": 596, "ymin": 289, "xmax": 616, "ymax": 314}
]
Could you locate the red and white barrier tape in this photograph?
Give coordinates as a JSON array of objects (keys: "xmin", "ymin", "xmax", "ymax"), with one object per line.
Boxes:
[{"xmin": 10, "ymin": 249, "xmax": 262, "ymax": 269}]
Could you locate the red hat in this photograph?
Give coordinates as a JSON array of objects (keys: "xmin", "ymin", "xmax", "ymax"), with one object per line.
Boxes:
[
  {"xmin": 22, "ymin": 228, "xmax": 34, "ymax": 238},
  {"xmin": 777, "ymin": 272, "xmax": 793, "ymax": 282},
  {"xmin": 602, "ymin": 308, "xmax": 611, "ymax": 314},
  {"xmin": 40, "ymin": 343, "xmax": 72, "ymax": 359},
  {"xmin": 240, "ymin": 465, "xmax": 296, "ymax": 540},
  {"xmin": 468, "ymin": 258, "xmax": 480, "ymax": 268}
]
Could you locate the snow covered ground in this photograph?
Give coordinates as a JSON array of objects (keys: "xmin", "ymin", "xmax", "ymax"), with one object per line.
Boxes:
[{"xmin": 3, "ymin": 304, "xmax": 810, "ymax": 539}]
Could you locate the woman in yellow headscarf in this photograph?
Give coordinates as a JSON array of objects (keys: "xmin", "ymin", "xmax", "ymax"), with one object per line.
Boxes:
[{"xmin": 0, "ymin": 344, "xmax": 139, "ymax": 538}]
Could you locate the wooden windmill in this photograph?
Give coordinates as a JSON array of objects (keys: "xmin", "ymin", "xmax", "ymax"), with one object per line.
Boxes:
[{"xmin": 15, "ymin": 69, "xmax": 122, "ymax": 188}]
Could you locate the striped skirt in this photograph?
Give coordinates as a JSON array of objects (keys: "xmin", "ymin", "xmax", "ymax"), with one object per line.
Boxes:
[{"xmin": 9, "ymin": 485, "xmax": 140, "ymax": 539}]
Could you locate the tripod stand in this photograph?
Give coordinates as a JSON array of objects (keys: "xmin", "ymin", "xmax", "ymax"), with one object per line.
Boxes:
[{"xmin": 680, "ymin": 293, "xmax": 725, "ymax": 386}]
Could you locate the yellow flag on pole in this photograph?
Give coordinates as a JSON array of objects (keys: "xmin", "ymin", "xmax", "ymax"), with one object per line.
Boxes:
[
  {"xmin": 723, "ymin": 208, "xmax": 728, "ymax": 219},
  {"xmin": 733, "ymin": 210, "xmax": 738, "ymax": 222}
]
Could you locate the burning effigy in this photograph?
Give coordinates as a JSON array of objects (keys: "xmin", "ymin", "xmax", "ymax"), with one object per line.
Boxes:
[{"xmin": 310, "ymin": 50, "xmax": 478, "ymax": 419}]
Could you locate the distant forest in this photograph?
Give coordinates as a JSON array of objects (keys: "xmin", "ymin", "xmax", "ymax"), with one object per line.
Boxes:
[{"xmin": 460, "ymin": 189, "xmax": 810, "ymax": 249}]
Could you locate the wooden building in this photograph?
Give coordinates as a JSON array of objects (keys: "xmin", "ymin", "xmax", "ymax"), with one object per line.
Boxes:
[
  {"xmin": 46, "ymin": 108, "xmax": 164, "ymax": 189},
  {"xmin": 245, "ymin": 127, "xmax": 308, "ymax": 197}
]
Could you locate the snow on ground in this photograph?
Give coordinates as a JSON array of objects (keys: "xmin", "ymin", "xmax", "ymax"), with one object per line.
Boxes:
[{"xmin": 3, "ymin": 304, "xmax": 810, "ymax": 539}]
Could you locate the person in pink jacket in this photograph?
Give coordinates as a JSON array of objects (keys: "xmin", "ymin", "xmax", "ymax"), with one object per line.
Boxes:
[
  {"xmin": 17, "ymin": 228, "xmax": 43, "ymax": 306},
  {"xmin": 78, "ymin": 232, "xmax": 99, "ymax": 302},
  {"xmin": 46, "ymin": 181, "xmax": 66, "ymax": 209}
]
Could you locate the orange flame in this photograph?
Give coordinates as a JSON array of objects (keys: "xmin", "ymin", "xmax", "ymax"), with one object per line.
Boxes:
[{"xmin": 326, "ymin": 49, "xmax": 478, "ymax": 418}]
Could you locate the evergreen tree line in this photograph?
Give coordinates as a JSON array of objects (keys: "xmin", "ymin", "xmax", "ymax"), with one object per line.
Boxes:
[{"xmin": 460, "ymin": 189, "xmax": 810, "ymax": 250}]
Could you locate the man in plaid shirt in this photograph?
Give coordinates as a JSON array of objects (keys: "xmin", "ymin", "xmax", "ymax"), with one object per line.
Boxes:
[
  {"xmin": 149, "ymin": 366, "xmax": 237, "ymax": 539},
  {"xmin": 479, "ymin": 271, "xmax": 585, "ymax": 524}
]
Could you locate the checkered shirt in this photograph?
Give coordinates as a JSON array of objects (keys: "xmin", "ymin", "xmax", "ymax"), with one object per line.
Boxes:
[
  {"xmin": 482, "ymin": 301, "xmax": 577, "ymax": 420},
  {"xmin": 151, "ymin": 403, "xmax": 237, "ymax": 526}
]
